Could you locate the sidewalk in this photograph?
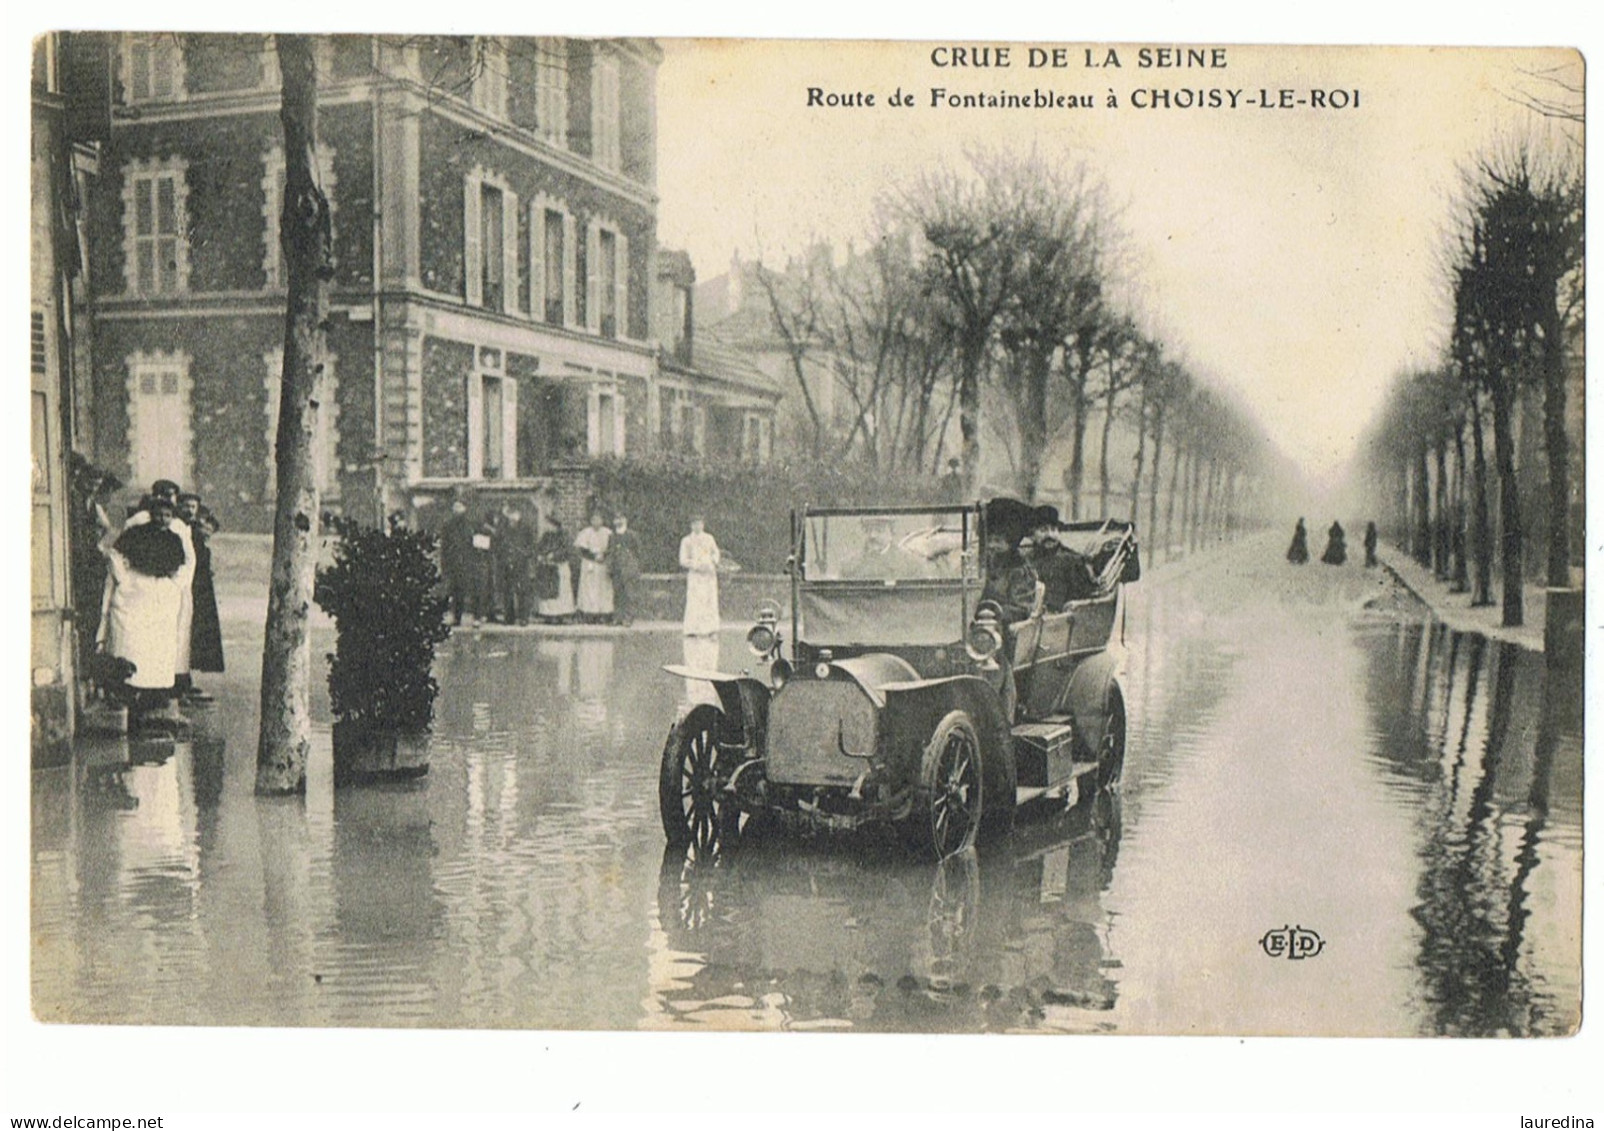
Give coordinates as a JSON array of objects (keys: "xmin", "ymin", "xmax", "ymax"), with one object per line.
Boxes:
[{"xmin": 1376, "ymin": 547, "xmax": 1547, "ymax": 653}]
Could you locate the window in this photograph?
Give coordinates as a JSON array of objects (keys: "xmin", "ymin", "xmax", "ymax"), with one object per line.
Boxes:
[
  {"xmin": 591, "ymin": 52, "xmax": 621, "ymax": 171},
  {"xmin": 470, "ymin": 37, "xmax": 508, "ymax": 119},
  {"xmin": 534, "ymin": 206, "xmax": 574, "ymax": 326},
  {"xmin": 127, "ymin": 351, "xmax": 192, "ymax": 489},
  {"xmin": 121, "ymin": 158, "xmax": 189, "ymax": 295},
  {"xmin": 463, "ymin": 169, "xmax": 517, "ymax": 311},
  {"xmin": 481, "ymin": 183, "xmax": 505, "ymax": 312},
  {"xmin": 263, "ymin": 350, "xmax": 340, "ymax": 497},
  {"xmin": 584, "ymin": 219, "xmax": 629, "ymax": 339},
  {"xmin": 743, "ymin": 414, "xmax": 773, "ymax": 464},
  {"xmin": 588, "ymin": 385, "xmax": 625, "ymax": 457},
  {"xmin": 261, "ymin": 145, "xmax": 337, "ymax": 289},
  {"xmin": 534, "ymin": 38, "xmax": 568, "ymax": 146},
  {"xmin": 467, "ymin": 359, "xmax": 517, "ymax": 479},
  {"xmin": 122, "ymin": 34, "xmax": 184, "ymax": 103},
  {"xmin": 659, "ymin": 387, "xmax": 702, "ymax": 455}
]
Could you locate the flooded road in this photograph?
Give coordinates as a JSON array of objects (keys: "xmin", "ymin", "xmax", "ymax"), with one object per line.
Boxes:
[{"xmin": 31, "ymin": 536, "xmax": 1582, "ymax": 1035}]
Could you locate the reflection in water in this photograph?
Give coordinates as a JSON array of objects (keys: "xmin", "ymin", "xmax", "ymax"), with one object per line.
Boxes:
[
  {"xmin": 644, "ymin": 794, "xmax": 1124, "ymax": 1033},
  {"xmin": 31, "ymin": 546, "xmax": 1582, "ymax": 1035},
  {"xmin": 1361, "ymin": 626, "xmax": 1582, "ymax": 1037},
  {"xmin": 680, "ymin": 633, "xmax": 722, "ymax": 709}
]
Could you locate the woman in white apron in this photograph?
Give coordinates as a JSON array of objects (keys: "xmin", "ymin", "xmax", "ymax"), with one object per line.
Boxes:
[
  {"xmin": 98, "ymin": 497, "xmax": 193, "ymax": 723},
  {"xmin": 679, "ymin": 514, "xmax": 722, "ymax": 635},
  {"xmin": 573, "ymin": 511, "xmax": 615, "ymax": 623}
]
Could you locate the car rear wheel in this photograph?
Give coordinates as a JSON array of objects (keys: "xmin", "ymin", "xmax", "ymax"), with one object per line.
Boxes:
[
  {"xmin": 911, "ymin": 710, "xmax": 984, "ymax": 859},
  {"xmin": 1095, "ymin": 690, "xmax": 1127, "ymax": 793},
  {"xmin": 659, "ymin": 704, "xmax": 738, "ymax": 850}
]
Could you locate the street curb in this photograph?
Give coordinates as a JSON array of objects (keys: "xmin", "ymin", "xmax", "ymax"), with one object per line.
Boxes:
[{"xmin": 1376, "ymin": 553, "xmax": 1544, "ymax": 654}]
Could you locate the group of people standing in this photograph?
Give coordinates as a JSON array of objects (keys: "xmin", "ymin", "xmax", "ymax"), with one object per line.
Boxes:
[
  {"xmin": 438, "ymin": 500, "xmax": 643, "ymax": 627},
  {"xmin": 83, "ymin": 476, "xmax": 225, "ymax": 731},
  {"xmin": 436, "ymin": 498, "xmax": 725, "ymax": 634},
  {"xmin": 1287, "ymin": 518, "xmax": 1379, "ymax": 568}
]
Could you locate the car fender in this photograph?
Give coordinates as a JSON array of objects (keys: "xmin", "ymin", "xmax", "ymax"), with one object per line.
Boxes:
[
  {"xmin": 1066, "ymin": 652, "xmax": 1121, "ymax": 757},
  {"xmin": 661, "ymin": 664, "xmax": 771, "ymax": 752},
  {"xmin": 880, "ymin": 675, "xmax": 1016, "ymax": 834}
]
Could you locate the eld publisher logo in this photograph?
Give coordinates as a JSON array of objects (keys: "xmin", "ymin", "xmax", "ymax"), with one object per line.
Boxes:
[{"xmin": 1260, "ymin": 925, "xmax": 1325, "ymax": 960}]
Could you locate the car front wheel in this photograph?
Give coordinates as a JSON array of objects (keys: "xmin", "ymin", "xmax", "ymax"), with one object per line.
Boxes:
[
  {"xmin": 911, "ymin": 709, "xmax": 984, "ymax": 859},
  {"xmin": 659, "ymin": 704, "xmax": 738, "ymax": 850}
]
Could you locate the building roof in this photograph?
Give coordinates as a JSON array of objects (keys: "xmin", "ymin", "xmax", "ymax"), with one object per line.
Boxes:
[{"xmin": 662, "ymin": 337, "xmax": 782, "ymax": 402}]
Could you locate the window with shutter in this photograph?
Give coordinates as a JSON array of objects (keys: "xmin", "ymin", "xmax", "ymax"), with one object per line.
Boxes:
[{"xmin": 122, "ymin": 158, "xmax": 190, "ymax": 295}]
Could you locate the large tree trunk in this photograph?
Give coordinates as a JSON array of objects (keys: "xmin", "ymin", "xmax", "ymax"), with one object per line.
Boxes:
[
  {"xmin": 1490, "ymin": 386, "xmax": 1524, "ymax": 626},
  {"xmin": 1128, "ymin": 387, "xmax": 1148, "ymax": 529},
  {"xmin": 1064, "ymin": 342, "xmax": 1093, "ymax": 520},
  {"xmin": 1163, "ymin": 438, "xmax": 1183, "ymax": 560},
  {"xmin": 1144, "ymin": 405, "xmax": 1165, "ymax": 541},
  {"xmin": 256, "ymin": 35, "xmax": 332, "ymax": 795},
  {"xmin": 1450, "ymin": 422, "xmax": 1470, "ymax": 593},
  {"xmin": 1540, "ymin": 298, "xmax": 1572, "ymax": 587},
  {"xmin": 1433, "ymin": 440, "xmax": 1451, "ymax": 578},
  {"xmin": 1016, "ymin": 348, "xmax": 1052, "ymax": 503},
  {"xmin": 957, "ymin": 334, "xmax": 985, "ymax": 496},
  {"xmin": 1097, "ymin": 377, "xmax": 1117, "ymax": 518},
  {"xmin": 1411, "ymin": 445, "xmax": 1432, "ymax": 567},
  {"xmin": 1469, "ymin": 394, "xmax": 1494, "ymax": 607}
]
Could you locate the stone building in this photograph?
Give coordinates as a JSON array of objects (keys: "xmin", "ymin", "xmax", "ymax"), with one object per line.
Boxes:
[{"xmin": 80, "ymin": 33, "xmax": 774, "ymax": 531}]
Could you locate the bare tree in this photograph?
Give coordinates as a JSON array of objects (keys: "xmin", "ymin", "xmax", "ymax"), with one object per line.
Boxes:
[{"xmin": 255, "ymin": 35, "xmax": 333, "ymax": 794}]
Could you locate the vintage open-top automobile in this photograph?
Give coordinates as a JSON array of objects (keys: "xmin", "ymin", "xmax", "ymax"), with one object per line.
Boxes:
[{"xmin": 659, "ymin": 498, "xmax": 1139, "ymax": 857}]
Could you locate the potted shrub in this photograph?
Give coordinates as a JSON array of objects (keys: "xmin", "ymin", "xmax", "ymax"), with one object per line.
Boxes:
[{"xmin": 315, "ymin": 514, "xmax": 453, "ymax": 785}]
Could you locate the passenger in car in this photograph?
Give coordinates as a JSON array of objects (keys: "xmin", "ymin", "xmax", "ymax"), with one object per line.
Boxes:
[{"xmin": 1028, "ymin": 528, "xmax": 1099, "ymax": 610}]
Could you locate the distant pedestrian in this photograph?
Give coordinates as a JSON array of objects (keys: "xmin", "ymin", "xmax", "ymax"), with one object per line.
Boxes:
[
  {"xmin": 1321, "ymin": 520, "xmax": 1347, "ymax": 566},
  {"xmin": 178, "ymin": 494, "xmax": 223, "ymax": 700},
  {"xmin": 609, "ymin": 514, "xmax": 643, "ymax": 627},
  {"xmin": 1363, "ymin": 521, "xmax": 1379, "ymax": 568},
  {"xmin": 940, "ymin": 457, "xmax": 965, "ymax": 503},
  {"xmin": 1286, "ymin": 518, "xmax": 1309, "ymax": 565},
  {"xmin": 496, "ymin": 501, "xmax": 537, "ymax": 625},
  {"xmin": 535, "ymin": 515, "xmax": 576, "ymax": 622},
  {"xmin": 439, "ymin": 496, "xmax": 475, "ymax": 626},
  {"xmin": 679, "ymin": 514, "xmax": 722, "ymax": 635},
  {"xmin": 574, "ymin": 511, "xmax": 615, "ymax": 623}
]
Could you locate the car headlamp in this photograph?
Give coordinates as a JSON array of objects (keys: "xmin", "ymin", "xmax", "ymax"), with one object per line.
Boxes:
[
  {"xmin": 964, "ymin": 613, "xmax": 1004, "ymax": 667},
  {"xmin": 746, "ymin": 622, "xmax": 778, "ymax": 657},
  {"xmin": 769, "ymin": 657, "xmax": 792, "ymax": 690}
]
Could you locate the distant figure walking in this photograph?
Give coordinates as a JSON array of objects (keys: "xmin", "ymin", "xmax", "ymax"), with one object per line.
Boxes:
[
  {"xmin": 1286, "ymin": 518, "xmax": 1309, "ymax": 565},
  {"xmin": 1363, "ymin": 521, "xmax": 1379, "ymax": 568},
  {"xmin": 1321, "ymin": 521, "xmax": 1347, "ymax": 565},
  {"xmin": 679, "ymin": 514, "xmax": 722, "ymax": 635}
]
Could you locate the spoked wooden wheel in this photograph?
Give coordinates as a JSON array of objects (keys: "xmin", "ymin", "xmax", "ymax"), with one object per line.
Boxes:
[
  {"xmin": 911, "ymin": 710, "xmax": 984, "ymax": 859},
  {"xmin": 659, "ymin": 704, "xmax": 737, "ymax": 850}
]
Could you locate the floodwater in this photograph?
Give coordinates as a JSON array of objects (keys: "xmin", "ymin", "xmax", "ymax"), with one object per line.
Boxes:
[{"xmin": 31, "ymin": 536, "xmax": 1582, "ymax": 1035}]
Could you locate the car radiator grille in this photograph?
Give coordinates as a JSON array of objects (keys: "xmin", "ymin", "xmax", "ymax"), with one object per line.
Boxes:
[{"xmin": 767, "ymin": 679, "xmax": 879, "ymax": 786}]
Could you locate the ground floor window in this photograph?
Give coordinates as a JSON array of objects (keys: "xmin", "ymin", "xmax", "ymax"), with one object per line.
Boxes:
[{"xmin": 468, "ymin": 364, "xmax": 518, "ymax": 479}]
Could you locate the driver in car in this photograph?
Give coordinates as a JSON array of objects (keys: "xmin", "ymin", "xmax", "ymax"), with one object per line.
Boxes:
[
  {"xmin": 982, "ymin": 532, "xmax": 1042, "ymax": 625},
  {"xmin": 839, "ymin": 516, "xmax": 934, "ymax": 580}
]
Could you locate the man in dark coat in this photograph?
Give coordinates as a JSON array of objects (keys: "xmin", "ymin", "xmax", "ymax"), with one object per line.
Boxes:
[
  {"xmin": 178, "ymin": 494, "xmax": 224, "ymax": 700},
  {"xmin": 609, "ymin": 514, "xmax": 644, "ymax": 627},
  {"xmin": 439, "ymin": 497, "xmax": 476, "ymax": 626},
  {"xmin": 496, "ymin": 501, "xmax": 538, "ymax": 625},
  {"xmin": 1363, "ymin": 521, "xmax": 1379, "ymax": 568}
]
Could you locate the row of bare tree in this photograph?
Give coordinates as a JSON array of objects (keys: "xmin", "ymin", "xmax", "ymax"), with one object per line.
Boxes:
[
  {"xmin": 1363, "ymin": 142, "xmax": 1583, "ymax": 628},
  {"xmin": 755, "ymin": 149, "xmax": 1278, "ymax": 547}
]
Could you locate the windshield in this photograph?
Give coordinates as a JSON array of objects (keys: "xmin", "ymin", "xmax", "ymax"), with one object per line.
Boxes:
[{"xmin": 803, "ymin": 509, "xmax": 976, "ymax": 583}]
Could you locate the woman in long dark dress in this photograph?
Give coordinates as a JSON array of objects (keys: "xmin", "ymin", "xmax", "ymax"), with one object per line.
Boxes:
[
  {"xmin": 1363, "ymin": 521, "xmax": 1379, "ymax": 568},
  {"xmin": 184, "ymin": 502, "xmax": 225, "ymax": 697},
  {"xmin": 1286, "ymin": 518, "xmax": 1310, "ymax": 564},
  {"xmin": 1321, "ymin": 520, "xmax": 1347, "ymax": 565}
]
